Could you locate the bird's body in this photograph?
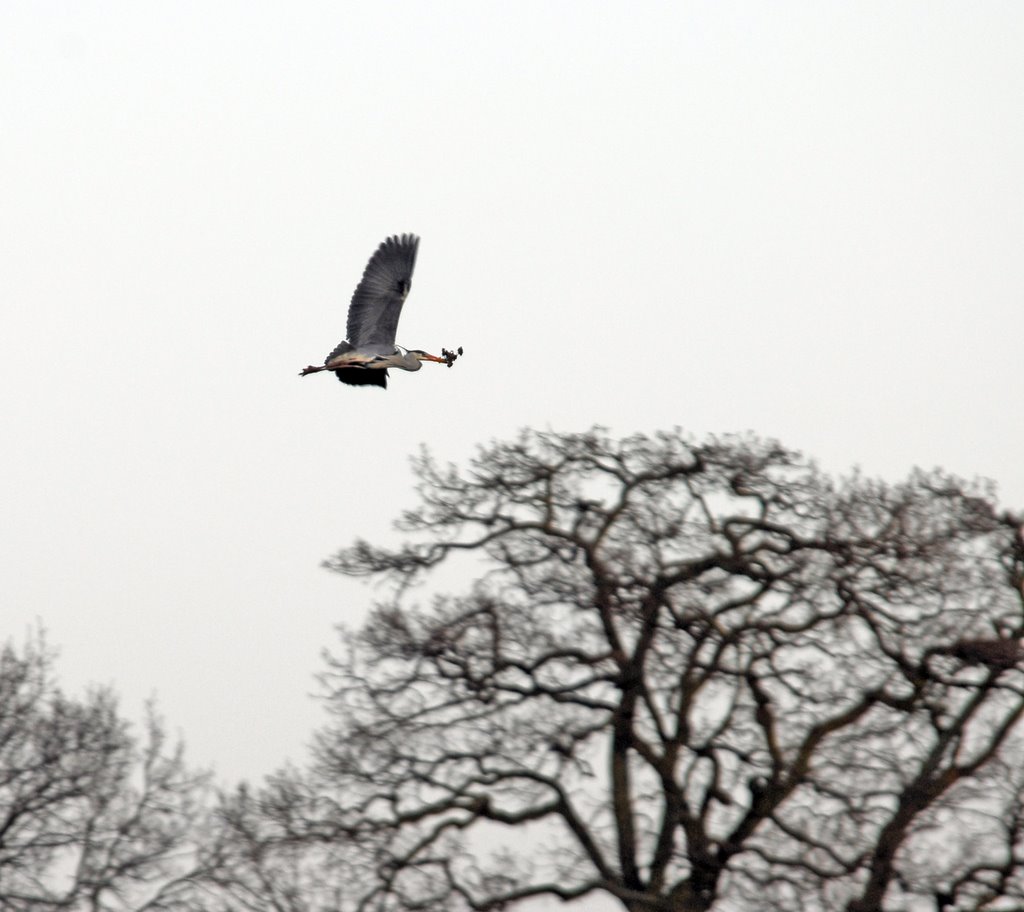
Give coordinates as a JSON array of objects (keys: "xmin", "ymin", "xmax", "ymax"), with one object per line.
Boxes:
[
  {"xmin": 300, "ymin": 234, "xmax": 453, "ymax": 389},
  {"xmin": 320, "ymin": 341, "xmax": 442, "ymax": 388}
]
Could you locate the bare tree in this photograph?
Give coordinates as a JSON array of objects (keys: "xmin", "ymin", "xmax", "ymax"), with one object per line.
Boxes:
[
  {"xmin": 0, "ymin": 632, "xmax": 212, "ymax": 911},
  {"xmin": 212, "ymin": 428, "xmax": 1024, "ymax": 912}
]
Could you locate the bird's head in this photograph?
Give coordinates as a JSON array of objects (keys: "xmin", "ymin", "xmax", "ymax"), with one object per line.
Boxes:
[
  {"xmin": 406, "ymin": 349, "xmax": 447, "ymax": 364},
  {"xmin": 391, "ymin": 347, "xmax": 447, "ymax": 373}
]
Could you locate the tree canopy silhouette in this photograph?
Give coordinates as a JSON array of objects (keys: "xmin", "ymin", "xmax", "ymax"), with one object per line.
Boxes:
[
  {"xmin": 0, "ymin": 633, "xmax": 211, "ymax": 912},
  {"xmin": 213, "ymin": 428, "xmax": 1024, "ymax": 912}
]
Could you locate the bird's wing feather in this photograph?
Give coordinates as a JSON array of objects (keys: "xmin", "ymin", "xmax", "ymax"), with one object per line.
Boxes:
[
  {"xmin": 345, "ymin": 234, "xmax": 419, "ymax": 350},
  {"xmin": 325, "ymin": 339, "xmax": 354, "ymax": 363},
  {"xmin": 335, "ymin": 367, "xmax": 388, "ymax": 388}
]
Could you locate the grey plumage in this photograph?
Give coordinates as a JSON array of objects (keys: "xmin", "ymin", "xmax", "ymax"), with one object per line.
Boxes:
[
  {"xmin": 299, "ymin": 234, "xmax": 452, "ymax": 390},
  {"xmin": 345, "ymin": 234, "xmax": 419, "ymax": 353}
]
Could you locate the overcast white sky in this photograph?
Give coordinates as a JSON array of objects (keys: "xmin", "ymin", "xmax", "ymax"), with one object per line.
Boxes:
[{"xmin": 3, "ymin": 2, "xmax": 1022, "ymax": 785}]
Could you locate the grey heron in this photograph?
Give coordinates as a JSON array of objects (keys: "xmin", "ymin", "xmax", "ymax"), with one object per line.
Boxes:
[{"xmin": 299, "ymin": 234, "xmax": 459, "ymax": 389}]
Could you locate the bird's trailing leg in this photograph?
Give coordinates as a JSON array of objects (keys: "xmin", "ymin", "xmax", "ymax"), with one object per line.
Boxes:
[{"xmin": 302, "ymin": 353, "xmax": 376, "ymax": 376}]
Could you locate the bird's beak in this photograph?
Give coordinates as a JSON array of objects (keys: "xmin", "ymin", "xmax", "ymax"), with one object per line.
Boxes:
[{"xmin": 422, "ymin": 353, "xmax": 446, "ymax": 363}]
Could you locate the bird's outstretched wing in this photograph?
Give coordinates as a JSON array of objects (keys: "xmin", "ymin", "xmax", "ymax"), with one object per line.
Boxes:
[
  {"xmin": 336, "ymin": 367, "xmax": 388, "ymax": 388},
  {"xmin": 345, "ymin": 234, "xmax": 419, "ymax": 350}
]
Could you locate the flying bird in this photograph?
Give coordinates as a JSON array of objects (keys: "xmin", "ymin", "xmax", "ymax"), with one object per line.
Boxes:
[{"xmin": 300, "ymin": 234, "xmax": 459, "ymax": 389}]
